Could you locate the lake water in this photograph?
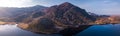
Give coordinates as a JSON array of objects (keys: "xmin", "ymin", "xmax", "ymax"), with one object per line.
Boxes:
[
  {"xmin": 76, "ymin": 24, "xmax": 120, "ymax": 36},
  {"xmin": 0, "ymin": 24, "xmax": 61, "ymax": 36},
  {"xmin": 0, "ymin": 24, "xmax": 120, "ymax": 36}
]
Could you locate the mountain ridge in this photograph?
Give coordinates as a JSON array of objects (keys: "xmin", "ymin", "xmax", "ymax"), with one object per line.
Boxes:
[
  {"xmin": 0, "ymin": 5, "xmax": 47, "ymax": 22},
  {"xmin": 18, "ymin": 2, "xmax": 96, "ymax": 35}
]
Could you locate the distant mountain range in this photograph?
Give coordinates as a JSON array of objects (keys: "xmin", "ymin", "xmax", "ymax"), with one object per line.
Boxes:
[
  {"xmin": 0, "ymin": 5, "xmax": 46, "ymax": 22},
  {"xmin": 0, "ymin": 5, "xmax": 46, "ymax": 17}
]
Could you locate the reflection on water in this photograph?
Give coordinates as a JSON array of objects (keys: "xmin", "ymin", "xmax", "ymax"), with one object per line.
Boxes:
[
  {"xmin": 76, "ymin": 24, "xmax": 120, "ymax": 36},
  {"xmin": 59, "ymin": 25, "xmax": 91, "ymax": 36},
  {"xmin": 0, "ymin": 24, "xmax": 61, "ymax": 36},
  {"xmin": 1, "ymin": 24, "xmax": 120, "ymax": 36}
]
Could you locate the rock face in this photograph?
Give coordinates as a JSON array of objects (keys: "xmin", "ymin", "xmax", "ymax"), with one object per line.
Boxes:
[
  {"xmin": 46, "ymin": 2, "xmax": 95, "ymax": 25},
  {"xmin": 18, "ymin": 2, "xmax": 96, "ymax": 35}
]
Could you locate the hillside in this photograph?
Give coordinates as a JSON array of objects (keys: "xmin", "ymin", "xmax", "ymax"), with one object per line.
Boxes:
[
  {"xmin": 18, "ymin": 2, "xmax": 96, "ymax": 34},
  {"xmin": 0, "ymin": 5, "xmax": 46, "ymax": 22}
]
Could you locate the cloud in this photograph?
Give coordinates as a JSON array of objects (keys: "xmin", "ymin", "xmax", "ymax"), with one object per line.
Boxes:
[{"xmin": 0, "ymin": 0, "xmax": 33, "ymax": 7}]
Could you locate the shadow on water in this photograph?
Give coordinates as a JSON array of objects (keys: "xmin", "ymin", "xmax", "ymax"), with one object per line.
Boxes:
[
  {"xmin": 75, "ymin": 24, "xmax": 120, "ymax": 36},
  {"xmin": 59, "ymin": 25, "xmax": 91, "ymax": 36},
  {"xmin": 17, "ymin": 24, "xmax": 91, "ymax": 36},
  {"xmin": 30, "ymin": 25, "xmax": 91, "ymax": 36},
  {"xmin": 17, "ymin": 24, "xmax": 120, "ymax": 36}
]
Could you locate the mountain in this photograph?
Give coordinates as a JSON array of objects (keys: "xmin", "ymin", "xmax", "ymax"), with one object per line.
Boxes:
[
  {"xmin": 18, "ymin": 2, "xmax": 96, "ymax": 35},
  {"xmin": 88, "ymin": 12, "xmax": 110, "ymax": 18},
  {"xmin": 43, "ymin": 2, "xmax": 96, "ymax": 24},
  {"xmin": 0, "ymin": 5, "xmax": 46, "ymax": 22}
]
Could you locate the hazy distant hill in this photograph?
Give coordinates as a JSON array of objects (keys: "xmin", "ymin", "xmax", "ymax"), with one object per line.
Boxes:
[{"xmin": 0, "ymin": 5, "xmax": 46, "ymax": 22}]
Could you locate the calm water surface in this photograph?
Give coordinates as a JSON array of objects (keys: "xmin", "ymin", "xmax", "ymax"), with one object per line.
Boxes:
[
  {"xmin": 0, "ymin": 24, "xmax": 61, "ymax": 36},
  {"xmin": 76, "ymin": 24, "xmax": 120, "ymax": 36},
  {"xmin": 0, "ymin": 24, "xmax": 120, "ymax": 36}
]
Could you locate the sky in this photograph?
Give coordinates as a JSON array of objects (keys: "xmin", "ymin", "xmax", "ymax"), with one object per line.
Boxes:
[{"xmin": 0, "ymin": 0, "xmax": 120, "ymax": 15}]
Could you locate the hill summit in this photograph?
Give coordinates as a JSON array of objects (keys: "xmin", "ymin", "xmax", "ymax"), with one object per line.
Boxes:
[{"xmin": 18, "ymin": 2, "xmax": 96, "ymax": 34}]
